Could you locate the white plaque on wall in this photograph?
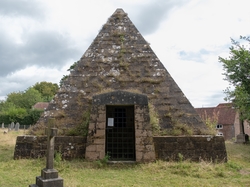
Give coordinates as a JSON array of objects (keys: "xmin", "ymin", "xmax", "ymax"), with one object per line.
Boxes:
[{"xmin": 108, "ymin": 118, "xmax": 114, "ymax": 127}]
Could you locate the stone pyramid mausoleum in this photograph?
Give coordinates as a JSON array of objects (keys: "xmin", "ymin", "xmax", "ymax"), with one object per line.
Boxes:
[{"xmin": 26, "ymin": 8, "xmax": 226, "ymax": 163}]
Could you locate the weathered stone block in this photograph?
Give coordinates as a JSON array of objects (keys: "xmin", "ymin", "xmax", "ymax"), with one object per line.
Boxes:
[
  {"xmin": 35, "ymin": 176, "xmax": 63, "ymax": 187},
  {"xmin": 95, "ymin": 129, "xmax": 105, "ymax": 138},
  {"xmin": 136, "ymin": 151, "xmax": 143, "ymax": 161},
  {"xmin": 94, "ymin": 138, "xmax": 105, "ymax": 144},
  {"xmin": 96, "ymin": 122, "xmax": 105, "ymax": 130},
  {"xmin": 142, "ymin": 152, "xmax": 155, "ymax": 161},
  {"xmin": 96, "ymin": 144, "xmax": 104, "ymax": 152},
  {"xmin": 86, "ymin": 145, "xmax": 96, "ymax": 152},
  {"xmin": 97, "ymin": 113, "xmax": 106, "ymax": 122},
  {"xmin": 153, "ymin": 136, "xmax": 227, "ymax": 162},
  {"xmin": 145, "ymin": 145, "xmax": 155, "ymax": 152},
  {"xmin": 85, "ymin": 151, "xmax": 100, "ymax": 160}
]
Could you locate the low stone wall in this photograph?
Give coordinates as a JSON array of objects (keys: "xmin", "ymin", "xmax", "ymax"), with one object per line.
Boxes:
[
  {"xmin": 14, "ymin": 136, "xmax": 86, "ymax": 160},
  {"xmin": 153, "ymin": 136, "xmax": 227, "ymax": 162},
  {"xmin": 14, "ymin": 135, "xmax": 227, "ymax": 162}
]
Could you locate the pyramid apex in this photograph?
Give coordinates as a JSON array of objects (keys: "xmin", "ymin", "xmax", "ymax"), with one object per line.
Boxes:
[{"xmin": 113, "ymin": 8, "xmax": 126, "ymax": 15}]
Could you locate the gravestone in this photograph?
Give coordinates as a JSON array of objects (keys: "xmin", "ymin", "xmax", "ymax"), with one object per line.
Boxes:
[
  {"xmin": 8, "ymin": 124, "xmax": 11, "ymax": 132},
  {"xmin": 15, "ymin": 123, "xmax": 20, "ymax": 131},
  {"xmin": 11, "ymin": 122, "xmax": 14, "ymax": 130},
  {"xmin": 29, "ymin": 118, "xmax": 64, "ymax": 187},
  {"xmin": 2, "ymin": 123, "xmax": 4, "ymax": 128},
  {"xmin": 236, "ymin": 115, "xmax": 249, "ymax": 143}
]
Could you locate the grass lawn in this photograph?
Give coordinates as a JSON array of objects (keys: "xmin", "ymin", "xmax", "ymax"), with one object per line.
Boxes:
[{"xmin": 0, "ymin": 129, "xmax": 250, "ymax": 187}]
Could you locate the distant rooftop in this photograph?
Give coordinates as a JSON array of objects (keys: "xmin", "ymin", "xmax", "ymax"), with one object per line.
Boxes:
[
  {"xmin": 195, "ymin": 103, "xmax": 236, "ymax": 125},
  {"xmin": 33, "ymin": 102, "xmax": 49, "ymax": 110}
]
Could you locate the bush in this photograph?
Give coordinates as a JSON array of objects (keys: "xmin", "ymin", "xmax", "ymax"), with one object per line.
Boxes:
[{"xmin": 0, "ymin": 109, "xmax": 43, "ymax": 125}]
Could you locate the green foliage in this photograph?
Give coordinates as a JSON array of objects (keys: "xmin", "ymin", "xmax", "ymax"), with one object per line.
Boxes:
[
  {"xmin": 95, "ymin": 153, "xmax": 110, "ymax": 168},
  {"xmin": 0, "ymin": 102, "xmax": 16, "ymax": 115},
  {"xmin": 148, "ymin": 103, "xmax": 161, "ymax": 136},
  {"xmin": 6, "ymin": 88, "xmax": 43, "ymax": 109},
  {"xmin": 23, "ymin": 109, "xmax": 44, "ymax": 125},
  {"xmin": 5, "ymin": 107, "xmax": 27, "ymax": 122},
  {"xmin": 226, "ymin": 161, "xmax": 242, "ymax": 171},
  {"xmin": 164, "ymin": 123, "xmax": 194, "ymax": 136},
  {"xmin": 32, "ymin": 81, "xmax": 59, "ymax": 102},
  {"xmin": 67, "ymin": 61, "xmax": 78, "ymax": 71},
  {"xmin": 0, "ymin": 81, "xmax": 56, "ymax": 125},
  {"xmin": 54, "ymin": 151, "xmax": 63, "ymax": 164},
  {"xmin": 0, "ymin": 109, "xmax": 43, "ymax": 125},
  {"xmin": 60, "ymin": 75, "xmax": 69, "ymax": 87},
  {"xmin": 219, "ymin": 36, "xmax": 250, "ymax": 120},
  {"xmin": 0, "ymin": 129, "xmax": 250, "ymax": 187},
  {"xmin": 23, "ymin": 88, "xmax": 43, "ymax": 109},
  {"xmin": 178, "ymin": 153, "xmax": 184, "ymax": 162},
  {"xmin": 199, "ymin": 110, "xmax": 218, "ymax": 135},
  {"xmin": 2, "ymin": 132, "xmax": 250, "ymax": 187},
  {"xmin": 66, "ymin": 110, "xmax": 90, "ymax": 136}
]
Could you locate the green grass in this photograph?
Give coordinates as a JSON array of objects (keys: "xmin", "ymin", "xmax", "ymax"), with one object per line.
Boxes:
[{"xmin": 0, "ymin": 130, "xmax": 250, "ymax": 187}]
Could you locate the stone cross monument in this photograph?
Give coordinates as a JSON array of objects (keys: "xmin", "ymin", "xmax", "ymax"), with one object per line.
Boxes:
[{"xmin": 29, "ymin": 118, "xmax": 63, "ymax": 187}]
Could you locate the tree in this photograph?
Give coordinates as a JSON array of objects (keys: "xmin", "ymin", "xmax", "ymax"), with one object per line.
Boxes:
[
  {"xmin": 5, "ymin": 92, "xmax": 23, "ymax": 108},
  {"xmin": 32, "ymin": 81, "xmax": 59, "ymax": 102},
  {"xmin": 219, "ymin": 36, "xmax": 250, "ymax": 120},
  {"xmin": 0, "ymin": 81, "xmax": 57, "ymax": 125},
  {"xmin": 5, "ymin": 105, "xmax": 27, "ymax": 122},
  {"xmin": 6, "ymin": 88, "xmax": 43, "ymax": 109},
  {"xmin": 22, "ymin": 88, "xmax": 44, "ymax": 109}
]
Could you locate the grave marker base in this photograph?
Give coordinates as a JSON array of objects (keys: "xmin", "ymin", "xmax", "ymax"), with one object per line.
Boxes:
[{"xmin": 29, "ymin": 169, "xmax": 63, "ymax": 187}]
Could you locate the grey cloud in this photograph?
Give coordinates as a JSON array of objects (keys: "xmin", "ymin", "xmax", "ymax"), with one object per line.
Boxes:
[
  {"xmin": 206, "ymin": 92, "xmax": 226, "ymax": 107},
  {"xmin": 0, "ymin": 0, "xmax": 44, "ymax": 18},
  {"xmin": 22, "ymin": 31, "xmax": 82, "ymax": 67},
  {"xmin": 179, "ymin": 49, "xmax": 211, "ymax": 62},
  {"xmin": 0, "ymin": 32, "xmax": 23, "ymax": 76},
  {"xmin": 0, "ymin": 30, "xmax": 82, "ymax": 77},
  {"xmin": 133, "ymin": 0, "xmax": 188, "ymax": 35}
]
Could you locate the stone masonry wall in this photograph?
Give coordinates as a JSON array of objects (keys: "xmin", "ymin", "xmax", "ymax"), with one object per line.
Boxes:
[
  {"xmin": 32, "ymin": 8, "xmax": 206, "ymax": 135},
  {"xmin": 14, "ymin": 135, "xmax": 227, "ymax": 162},
  {"xmin": 134, "ymin": 104, "xmax": 155, "ymax": 162},
  {"xmin": 154, "ymin": 136, "xmax": 227, "ymax": 162},
  {"xmin": 85, "ymin": 91, "xmax": 155, "ymax": 162},
  {"xmin": 85, "ymin": 105, "xmax": 106, "ymax": 160},
  {"xmin": 14, "ymin": 136, "xmax": 86, "ymax": 160}
]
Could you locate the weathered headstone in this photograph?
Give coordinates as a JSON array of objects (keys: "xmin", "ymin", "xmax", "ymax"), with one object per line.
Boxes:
[
  {"xmin": 236, "ymin": 113, "xmax": 249, "ymax": 143},
  {"xmin": 11, "ymin": 122, "xmax": 14, "ymax": 130},
  {"xmin": 1, "ymin": 123, "xmax": 4, "ymax": 128},
  {"xmin": 15, "ymin": 123, "xmax": 20, "ymax": 131},
  {"xmin": 8, "ymin": 124, "xmax": 11, "ymax": 132},
  {"xmin": 29, "ymin": 118, "xmax": 63, "ymax": 187}
]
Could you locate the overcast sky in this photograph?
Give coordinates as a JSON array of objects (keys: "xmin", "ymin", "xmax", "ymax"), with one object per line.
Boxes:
[{"xmin": 0, "ymin": 0, "xmax": 249, "ymax": 108}]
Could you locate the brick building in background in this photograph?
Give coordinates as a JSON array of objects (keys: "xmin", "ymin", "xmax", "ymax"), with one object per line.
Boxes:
[{"xmin": 196, "ymin": 103, "xmax": 250, "ymax": 140}]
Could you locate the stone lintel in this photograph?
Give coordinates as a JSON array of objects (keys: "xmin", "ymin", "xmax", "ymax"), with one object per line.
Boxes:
[{"xmin": 93, "ymin": 90, "xmax": 148, "ymax": 105}]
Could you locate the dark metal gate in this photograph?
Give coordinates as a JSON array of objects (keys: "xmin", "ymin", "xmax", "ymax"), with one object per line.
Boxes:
[{"xmin": 106, "ymin": 106, "xmax": 135, "ymax": 161}]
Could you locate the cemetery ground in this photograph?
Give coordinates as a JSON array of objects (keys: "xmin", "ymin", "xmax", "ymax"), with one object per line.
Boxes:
[{"xmin": 0, "ymin": 130, "xmax": 250, "ymax": 187}]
